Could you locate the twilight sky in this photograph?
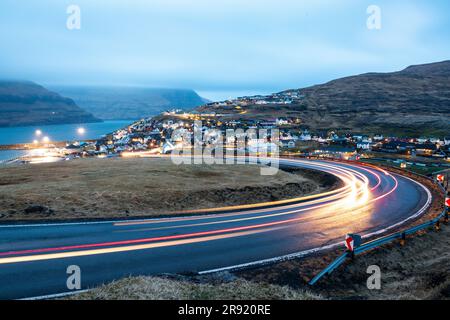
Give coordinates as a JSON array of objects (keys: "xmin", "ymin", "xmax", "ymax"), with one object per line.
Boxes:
[{"xmin": 1, "ymin": 0, "xmax": 449, "ymax": 100}]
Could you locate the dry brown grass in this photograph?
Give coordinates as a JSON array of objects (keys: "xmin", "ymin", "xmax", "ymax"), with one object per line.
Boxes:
[
  {"xmin": 68, "ymin": 275, "xmax": 323, "ymax": 300},
  {"xmin": 322, "ymin": 225, "xmax": 450, "ymax": 300},
  {"xmin": 239, "ymin": 210, "xmax": 450, "ymax": 300},
  {"xmin": 0, "ymin": 157, "xmax": 333, "ymax": 221}
]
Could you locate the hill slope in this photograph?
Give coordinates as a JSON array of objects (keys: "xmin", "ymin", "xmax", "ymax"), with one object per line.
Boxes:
[
  {"xmin": 51, "ymin": 86, "xmax": 209, "ymax": 120},
  {"xmin": 199, "ymin": 61, "xmax": 450, "ymax": 136},
  {"xmin": 0, "ymin": 81, "xmax": 100, "ymax": 127},
  {"xmin": 292, "ymin": 60, "xmax": 450, "ymax": 136}
]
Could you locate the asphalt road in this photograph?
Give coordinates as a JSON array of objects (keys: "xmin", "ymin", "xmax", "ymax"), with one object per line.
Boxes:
[{"xmin": 0, "ymin": 159, "xmax": 431, "ymax": 299}]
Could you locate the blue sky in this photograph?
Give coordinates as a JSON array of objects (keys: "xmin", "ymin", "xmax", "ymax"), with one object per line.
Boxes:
[{"xmin": 1, "ymin": 0, "xmax": 449, "ymax": 100}]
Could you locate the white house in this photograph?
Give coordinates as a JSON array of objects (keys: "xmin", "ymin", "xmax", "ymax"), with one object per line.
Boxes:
[
  {"xmin": 373, "ymin": 134, "xmax": 384, "ymax": 141},
  {"xmin": 299, "ymin": 131, "xmax": 312, "ymax": 141},
  {"xmin": 281, "ymin": 140, "xmax": 296, "ymax": 149},
  {"xmin": 444, "ymin": 137, "xmax": 450, "ymax": 145},
  {"xmin": 276, "ymin": 118, "xmax": 289, "ymax": 126}
]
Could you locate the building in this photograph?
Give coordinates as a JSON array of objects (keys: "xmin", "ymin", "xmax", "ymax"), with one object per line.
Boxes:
[
  {"xmin": 414, "ymin": 143, "xmax": 438, "ymax": 157},
  {"xmin": 299, "ymin": 130, "xmax": 312, "ymax": 141},
  {"xmin": 312, "ymin": 145, "xmax": 357, "ymax": 160},
  {"xmin": 281, "ymin": 140, "xmax": 296, "ymax": 149}
]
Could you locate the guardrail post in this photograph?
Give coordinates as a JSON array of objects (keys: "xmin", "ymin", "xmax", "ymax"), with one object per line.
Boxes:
[
  {"xmin": 435, "ymin": 220, "xmax": 441, "ymax": 231},
  {"xmin": 444, "ymin": 191, "xmax": 449, "ymax": 225},
  {"xmin": 400, "ymin": 232, "xmax": 406, "ymax": 246},
  {"xmin": 348, "ymin": 249, "xmax": 355, "ymax": 260}
]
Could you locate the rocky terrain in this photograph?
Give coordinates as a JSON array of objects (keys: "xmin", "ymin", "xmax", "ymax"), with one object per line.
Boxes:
[
  {"xmin": 51, "ymin": 86, "xmax": 209, "ymax": 120},
  {"xmin": 0, "ymin": 81, "xmax": 100, "ymax": 127}
]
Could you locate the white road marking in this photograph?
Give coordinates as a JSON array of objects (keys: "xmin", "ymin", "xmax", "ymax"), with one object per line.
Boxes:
[{"xmin": 19, "ymin": 289, "xmax": 90, "ymax": 300}]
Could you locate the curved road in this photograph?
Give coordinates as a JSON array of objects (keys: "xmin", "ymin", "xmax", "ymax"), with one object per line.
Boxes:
[{"xmin": 0, "ymin": 159, "xmax": 431, "ymax": 299}]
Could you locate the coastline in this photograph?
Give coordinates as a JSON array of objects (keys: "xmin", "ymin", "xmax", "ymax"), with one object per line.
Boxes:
[{"xmin": 0, "ymin": 120, "xmax": 133, "ymax": 146}]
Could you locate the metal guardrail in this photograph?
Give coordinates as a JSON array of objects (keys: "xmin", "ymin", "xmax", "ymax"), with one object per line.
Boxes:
[
  {"xmin": 309, "ymin": 252, "xmax": 349, "ymax": 285},
  {"xmin": 309, "ymin": 178, "xmax": 449, "ymax": 286}
]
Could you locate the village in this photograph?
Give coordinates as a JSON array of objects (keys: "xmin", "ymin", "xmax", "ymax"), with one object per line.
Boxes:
[
  {"xmin": 5, "ymin": 90, "xmax": 449, "ymax": 175},
  {"xmin": 10, "ymin": 106, "xmax": 446, "ymax": 176}
]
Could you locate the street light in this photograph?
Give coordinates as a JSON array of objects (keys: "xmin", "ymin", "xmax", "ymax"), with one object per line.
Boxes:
[
  {"xmin": 42, "ymin": 136, "xmax": 50, "ymax": 143},
  {"xmin": 77, "ymin": 127, "xmax": 86, "ymax": 135},
  {"xmin": 35, "ymin": 129, "xmax": 42, "ymax": 136}
]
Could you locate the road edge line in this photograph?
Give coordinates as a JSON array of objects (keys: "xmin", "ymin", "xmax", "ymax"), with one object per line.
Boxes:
[{"xmin": 19, "ymin": 289, "xmax": 90, "ymax": 300}]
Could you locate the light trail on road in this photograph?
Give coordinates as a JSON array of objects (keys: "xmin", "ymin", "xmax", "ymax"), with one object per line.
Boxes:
[{"xmin": 0, "ymin": 158, "xmax": 431, "ymax": 299}]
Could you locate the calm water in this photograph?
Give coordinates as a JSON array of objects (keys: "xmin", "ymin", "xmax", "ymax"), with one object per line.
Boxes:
[
  {"xmin": 0, "ymin": 120, "xmax": 132, "ymax": 146},
  {"xmin": 0, "ymin": 120, "xmax": 133, "ymax": 162},
  {"xmin": 0, "ymin": 150, "xmax": 27, "ymax": 162}
]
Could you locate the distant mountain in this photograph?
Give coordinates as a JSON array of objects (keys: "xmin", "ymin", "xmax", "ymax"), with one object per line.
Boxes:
[
  {"xmin": 0, "ymin": 81, "xmax": 100, "ymax": 128},
  {"xmin": 198, "ymin": 61, "xmax": 450, "ymax": 136},
  {"xmin": 51, "ymin": 86, "xmax": 209, "ymax": 121}
]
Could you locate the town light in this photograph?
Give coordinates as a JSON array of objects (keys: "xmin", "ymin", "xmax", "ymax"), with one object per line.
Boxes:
[
  {"xmin": 33, "ymin": 139, "xmax": 39, "ymax": 144},
  {"xmin": 42, "ymin": 136, "xmax": 50, "ymax": 143}
]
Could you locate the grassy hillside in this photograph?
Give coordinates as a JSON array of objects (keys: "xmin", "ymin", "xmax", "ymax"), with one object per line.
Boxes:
[
  {"xmin": 292, "ymin": 60, "xmax": 450, "ymax": 136},
  {"xmin": 0, "ymin": 81, "xmax": 100, "ymax": 127},
  {"xmin": 0, "ymin": 157, "xmax": 336, "ymax": 221},
  {"xmin": 198, "ymin": 61, "xmax": 450, "ymax": 137}
]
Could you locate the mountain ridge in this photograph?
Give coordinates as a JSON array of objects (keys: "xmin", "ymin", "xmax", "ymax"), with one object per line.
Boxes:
[
  {"xmin": 198, "ymin": 61, "xmax": 450, "ymax": 136},
  {"xmin": 0, "ymin": 81, "xmax": 101, "ymax": 127},
  {"xmin": 51, "ymin": 86, "xmax": 209, "ymax": 121}
]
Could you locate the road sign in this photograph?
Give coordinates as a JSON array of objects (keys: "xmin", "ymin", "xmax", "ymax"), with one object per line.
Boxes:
[
  {"xmin": 345, "ymin": 233, "xmax": 362, "ymax": 252},
  {"xmin": 437, "ymin": 174, "xmax": 444, "ymax": 183},
  {"xmin": 445, "ymin": 197, "xmax": 450, "ymax": 208}
]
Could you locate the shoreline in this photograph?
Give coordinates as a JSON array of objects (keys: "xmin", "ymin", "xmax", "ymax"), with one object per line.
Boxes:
[
  {"xmin": 0, "ymin": 119, "xmax": 132, "ymax": 148},
  {"xmin": 0, "ymin": 140, "xmax": 98, "ymax": 151}
]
